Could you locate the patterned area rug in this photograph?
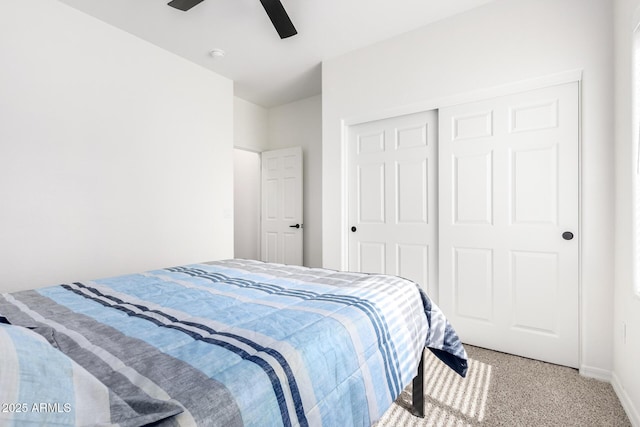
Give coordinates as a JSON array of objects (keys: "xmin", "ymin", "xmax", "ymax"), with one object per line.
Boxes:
[{"xmin": 376, "ymin": 345, "xmax": 631, "ymax": 426}]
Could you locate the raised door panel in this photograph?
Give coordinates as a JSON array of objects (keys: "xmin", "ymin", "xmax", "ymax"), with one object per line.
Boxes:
[
  {"xmin": 452, "ymin": 111, "xmax": 493, "ymax": 141},
  {"xmin": 396, "ymin": 244, "xmax": 429, "ymax": 292},
  {"xmin": 454, "ymin": 152, "xmax": 493, "ymax": 225},
  {"xmin": 510, "ymin": 251, "xmax": 559, "ymax": 335},
  {"xmin": 264, "ymin": 232, "xmax": 278, "ymax": 263},
  {"xmin": 357, "ymin": 163, "xmax": 386, "ymax": 224},
  {"xmin": 358, "ymin": 132, "xmax": 385, "ymax": 154},
  {"xmin": 396, "ymin": 124, "xmax": 427, "ymax": 149},
  {"xmin": 509, "ymin": 100, "xmax": 558, "ymax": 133},
  {"xmin": 358, "ymin": 242, "xmax": 386, "ymax": 274},
  {"xmin": 511, "ymin": 145, "xmax": 559, "ymax": 225},
  {"xmin": 454, "ymin": 247, "xmax": 493, "ymax": 322},
  {"xmin": 265, "ymin": 179, "xmax": 279, "ymax": 220},
  {"xmin": 396, "ymin": 159, "xmax": 428, "ymax": 224}
]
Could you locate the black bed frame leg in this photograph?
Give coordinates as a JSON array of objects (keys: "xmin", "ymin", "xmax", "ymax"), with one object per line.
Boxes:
[{"xmin": 411, "ymin": 350, "xmax": 425, "ymax": 418}]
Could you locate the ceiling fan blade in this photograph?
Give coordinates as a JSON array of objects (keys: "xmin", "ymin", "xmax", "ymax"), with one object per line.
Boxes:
[
  {"xmin": 168, "ymin": 0, "xmax": 205, "ymax": 11},
  {"xmin": 259, "ymin": 0, "xmax": 297, "ymax": 39}
]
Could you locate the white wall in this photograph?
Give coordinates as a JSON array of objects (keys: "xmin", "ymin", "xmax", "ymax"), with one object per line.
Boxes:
[
  {"xmin": 0, "ymin": 0, "xmax": 234, "ymax": 292},
  {"xmin": 234, "ymin": 149, "xmax": 261, "ymax": 260},
  {"xmin": 322, "ymin": 0, "xmax": 615, "ymax": 378},
  {"xmin": 613, "ymin": 0, "xmax": 640, "ymax": 424},
  {"xmin": 234, "ymin": 97, "xmax": 269, "ymax": 152},
  {"xmin": 268, "ymin": 95, "xmax": 323, "ymax": 267}
]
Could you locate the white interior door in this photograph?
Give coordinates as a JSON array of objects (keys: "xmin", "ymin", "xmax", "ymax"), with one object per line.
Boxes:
[
  {"xmin": 261, "ymin": 147, "xmax": 303, "ymax": 265},
  {"xmin": 438, "ymin": 82, "xmax": 579, "ymax": 368},
  {"xmin": 348, "ymin": 110, "xmax": 438, "ymax": 296}
]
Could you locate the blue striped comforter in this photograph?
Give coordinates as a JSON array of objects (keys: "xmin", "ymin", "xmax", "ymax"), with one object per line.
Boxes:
[{"xmin": 0, "ymin": 259, "xmax": 467, "ymax": 426}]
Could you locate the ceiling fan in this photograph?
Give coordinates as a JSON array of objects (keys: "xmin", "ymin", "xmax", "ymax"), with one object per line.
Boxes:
[{"xmin": 167, "ymin": 0, "xmax": 298, "ymax": 39}]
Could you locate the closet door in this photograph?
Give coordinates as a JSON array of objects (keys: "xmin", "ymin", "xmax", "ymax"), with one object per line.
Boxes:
[
  {"xmin": 438, "ymin": 82, "xmax": 579, "ymax": 368},
  {"xmin": 348, "ymin": 110, "xmax": 438, "ymax": 296}
]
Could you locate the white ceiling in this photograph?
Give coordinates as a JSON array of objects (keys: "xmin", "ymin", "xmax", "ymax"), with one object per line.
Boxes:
[{"xmin": 59, "ymin": 0, "xmax": 496, "ymax": 108}]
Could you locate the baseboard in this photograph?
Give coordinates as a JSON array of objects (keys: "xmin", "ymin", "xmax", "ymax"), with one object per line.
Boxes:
[
  {"xmin": 579, "ymin": 364, "xmax": 612, "ymax": 382},
  {"xmin": 611, "ymin": 372, "xmax": 640, "ymax": 427}
]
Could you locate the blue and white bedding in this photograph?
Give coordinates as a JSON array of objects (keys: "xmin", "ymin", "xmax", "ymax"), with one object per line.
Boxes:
[{"xmin": 0, "ymin": 259, "xmax": 467, "ymax": 426}]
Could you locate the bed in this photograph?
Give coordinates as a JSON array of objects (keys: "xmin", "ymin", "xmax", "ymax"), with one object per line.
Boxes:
[{"xmin": 0, "ymin": 259, "xmax": 467, "ymax": 426}]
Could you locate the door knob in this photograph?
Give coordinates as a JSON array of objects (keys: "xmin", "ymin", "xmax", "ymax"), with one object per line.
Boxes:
[
  {"xmin": 351, "ymin": 226, "xmax": 357, "ymax": 232},
  {"xmin": 562, "ymin": 231, "xmax": 574, "ymax": 240},
  {"xmin": 289, "ymin": 224, "xmax": 300, "ymax": 229}
]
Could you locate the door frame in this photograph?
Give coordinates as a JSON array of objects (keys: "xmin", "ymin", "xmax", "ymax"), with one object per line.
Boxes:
[{"xmin": 339, "ymin": 69, "xmax": 583, "ymax": 366}]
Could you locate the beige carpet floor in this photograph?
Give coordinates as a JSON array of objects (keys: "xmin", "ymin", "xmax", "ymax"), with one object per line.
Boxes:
[{"xmin": 376, "ymin": 345, "xmax": 631, "ymax": 426}]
